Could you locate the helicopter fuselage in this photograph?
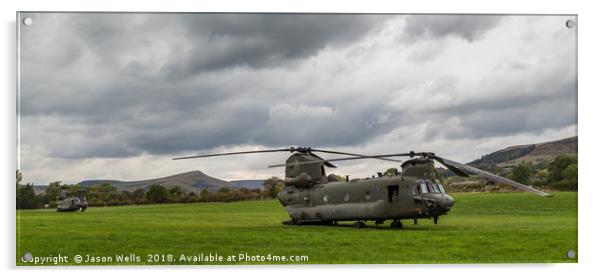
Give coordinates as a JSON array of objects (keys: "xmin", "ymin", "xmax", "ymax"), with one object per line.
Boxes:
[
  {"xmin": 278, "ymin": 175, "xmax": 454, "ymax": 223},
  {"xmin": 277, "ymin": 157, "xmax": 455, "ymax": 224}
]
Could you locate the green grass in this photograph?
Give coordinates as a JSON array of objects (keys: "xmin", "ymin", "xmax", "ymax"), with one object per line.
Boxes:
[{"xmin": 16, "ymin": 192, "xmax": 577, "ymax": 265}]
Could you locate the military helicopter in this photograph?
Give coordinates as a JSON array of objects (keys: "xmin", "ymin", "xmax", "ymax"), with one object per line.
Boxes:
[
  {"xmin": 56, "ymin": 189, "xmax": 88, "ymax": 212},
  {"xmin": 174, "ymin": 147, "xmax": 550, "ymax": 229}
]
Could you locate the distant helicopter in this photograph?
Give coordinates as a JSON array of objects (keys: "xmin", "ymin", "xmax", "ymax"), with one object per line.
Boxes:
[
  {"xmin": 174, "ymin": 147, "xmax": 550, "ymax": 229},
  {"xmin": 56, "ymin": 189, "xmax": 88, "ymax": 212}
]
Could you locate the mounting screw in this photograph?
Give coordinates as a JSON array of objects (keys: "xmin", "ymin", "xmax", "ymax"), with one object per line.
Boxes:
[
  {"xmin": 567, "ymin": 249, "xmax": 576, "ymax": 259},
  {"xmin": 23, "ymin": 17, "xmax": 33, "ymax": 26},
  {"xmin": 22, "ymin": 252, "xmax": 33, "ymax": 262},
  {"xmin": 565, "ymin": 19, "xmax": 575, "ymax": 29}
]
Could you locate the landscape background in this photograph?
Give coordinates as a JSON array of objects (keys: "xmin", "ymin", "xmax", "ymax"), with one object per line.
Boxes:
[{"xmin": 17, "ymin": 136, "xmax": 577, "ymax": 209}]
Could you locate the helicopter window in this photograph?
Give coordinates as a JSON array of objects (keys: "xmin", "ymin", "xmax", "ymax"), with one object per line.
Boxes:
[
  {"xmin": 436, "ymin": 181, "xmax": 446, "ymax": 193},
  {"xmin": 426, "ymin": 180, "xmax": 440, "ymax": 193},
  {"xmin": 365, "ymin": 191, "xmax": 371, "ymax": 200},
  {"xmin": 417, "ymin": 181, "xmax": 428, "ymax": 194},
  {"xmin": 323, "ymin": 194, "xmax": 328, "ymax": 203},
  {"xmin": 343, "ymin": 193, "xmax": 350, "ymax": 202}
]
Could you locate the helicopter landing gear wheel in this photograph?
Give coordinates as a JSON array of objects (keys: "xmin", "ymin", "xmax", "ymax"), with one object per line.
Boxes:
[
  {"xmin": 413, "ymin": 218, "xmax": 418, "ymax": 225},
  {"xmin": 353, "ymin": 221, "xmax": 367, "ymax": 229},
  {"xmin": 282, "ymin": 220, "xmax": 299, "ymax": 225},
  {"xmin": 434, "ymin": 216, "xmax": 439, "ymax": 225},
  {"xmin": 391, "ymin": 220, "xmax": 403, "ymax": 229}
]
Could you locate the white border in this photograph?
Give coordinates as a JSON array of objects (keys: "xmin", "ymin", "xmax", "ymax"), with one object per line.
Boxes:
[{"xmin": 3, "ymin": 1, "xmax": 601, "ymax": 278}]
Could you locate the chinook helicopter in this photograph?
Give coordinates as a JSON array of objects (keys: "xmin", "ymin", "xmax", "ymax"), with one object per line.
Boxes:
[
  {"xmin": 54, "ymin": 187, "xmax": 121, "ymax": 212},
  {"xmin": 56, "ymin": 189, "xmax": 88, "ymax": 212},
  {"xmin": 174, "ymin": 147, "xmax": 550, "ymax": 229}
]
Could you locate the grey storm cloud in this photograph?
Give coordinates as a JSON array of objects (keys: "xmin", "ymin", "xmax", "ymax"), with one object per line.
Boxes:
[
  {"xmin": 415, "ymin": 55, "xmax": 576, "ymax": 140},
  {"xmin": 19, "ymin": 13, "xmax": 398, "ymax": 158},
  {"xmin": 165, "ymin": 14, "xmax": 388, "ymax": 77},
  {"xmin": 402, "ymin": 15, "xmax": 503, "ymax": 42},
  {"xmin": 34, "ymin": 13, "xmax": 387, "ymax": 78},
  {"xmin": 18, "ymin": 13, "xmax": 576, "ymax": 162}
]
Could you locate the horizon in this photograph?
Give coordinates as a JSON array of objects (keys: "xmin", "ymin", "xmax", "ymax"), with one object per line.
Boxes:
[{"xmin": 23, "ymin": 135, "xmax": 577, "ymax": 186}]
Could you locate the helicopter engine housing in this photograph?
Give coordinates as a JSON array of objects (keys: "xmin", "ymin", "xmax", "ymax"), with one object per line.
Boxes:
[{"xmin": 285, "ymin": 172, "xmax": 313, "ymax": 188}]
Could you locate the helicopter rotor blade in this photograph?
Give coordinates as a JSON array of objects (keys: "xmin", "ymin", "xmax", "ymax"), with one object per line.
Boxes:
[
  {"xmin": 310, "ymin": 149, "xmax": 403, "ymax": 163},
  {"xmin": 433, "ymin": 156, "xmax": 551, "ymax": 197},
  {"xmin": 431, "ymin": 156, "xmax": 470, "ymax": 177},
  {"xmin": 174, "ymin": 147, "xmax": 404, "ymax": 165},
  {"xmin": 267, "ymin": 153, "xmax": 413, "ymax": 168},
  {"xmin": 173, "ymin": 148, "xmax": 292, "ymax": 160},
  {"xmin": 307, "ymin": 152, "xmax": 337, "ymax": 168}
]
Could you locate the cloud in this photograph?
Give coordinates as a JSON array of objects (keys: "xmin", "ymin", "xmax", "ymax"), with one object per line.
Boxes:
[
  {"xmin": 402, "ymin": 15, "xmax": 503, "ymax": 42},
  {"xmin": 17, "ymin": 13, "xmax": 577, "ymax": 184},
  {"xmin": 166, "ymin": 14, "xmax": 388, "ymax": 76}
]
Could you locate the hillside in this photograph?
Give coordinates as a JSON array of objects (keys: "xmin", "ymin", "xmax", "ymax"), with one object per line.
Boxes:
[
  {"xmin": 78, "ymin": 171, "xmax": 234, "ymax": 193},
  {"xmin": 469, "ymin": 136, "xmax": 577, "ymax": 170},
  {"xmin": 230, "ymin": 179, "xmax": 265, "ymax": 190}
]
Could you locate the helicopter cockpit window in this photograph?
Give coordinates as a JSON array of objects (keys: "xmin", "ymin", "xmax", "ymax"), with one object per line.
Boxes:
[
  {"xmin": 436, "ymin": 180, "xmax": 446, "ymax": 193},
  {"xmin": 426, "ymin": 180, "xmax": 440, "ymax": 193},
  {"xmin": 417, "ymin": 180, "xmax": 428, "ymax": 194}
]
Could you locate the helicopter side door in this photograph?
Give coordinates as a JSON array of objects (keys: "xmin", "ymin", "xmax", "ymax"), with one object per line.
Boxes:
[
  {"xmin": 384, "ymin": 184, "xmax": 405, "ymax": 218},
  {"xmin": 387, "ymin": 185, "xmax": 399, "ymax": 203}
]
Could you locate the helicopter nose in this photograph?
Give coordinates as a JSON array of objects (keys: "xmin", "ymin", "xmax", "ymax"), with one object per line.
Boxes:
[{"xmin": 440, "ymin": 195, "xmax": 455, "ymax": 211}]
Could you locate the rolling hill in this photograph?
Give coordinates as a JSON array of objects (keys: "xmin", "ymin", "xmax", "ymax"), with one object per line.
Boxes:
[
  {"xmin": 229, "ymin": 179, "xmax": 265, "ymax": 190},
  {"xmin": 78, "ymin": 170, "xmax": 235, "ymax": 193},
  {"xmin": 468, "ymin": 136, "xmax": 577, "ymax": 170}
]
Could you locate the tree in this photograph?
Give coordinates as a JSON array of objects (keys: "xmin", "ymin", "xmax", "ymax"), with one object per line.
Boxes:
[
  {"xmin": 17, "ymin": 184, "xmax": 39, "ymax": 209},
  {"xmin": 16, "ymin": 170, "xmax": 22, "ymax": 191},
  {"xmin": 562, "ymin": 163, "xmax": 578, "ymax": 185},
  {"xmin": 548, "ymin": 155, "xmax": 578, "ymax": 182},
  {"xmin": 263, "ymin": 177, "xmax": 284, "ymax": 198},
  {"xmin": 535, "ymin": 169, "xmax": 549, "ymax": 181},
  {"xmin": 16, "ymin": 170, "xmax": 39, "ymax": 209},
  {"xmin": 199, "ymin": 189, "xmax": 210, "ymax": 202},
  {"xmin": 146, "ymin": 185, "xmax": 165, "ymax": 203},
  {"xmin": 384, "ymin": 168, "xmax": 399, "ymax": 176},
  {"xmin": 217, "ymin": 187, "xmax": 231, "ymax": 193},
  {"xmin": 512, "ymin": 162, "xmax": 530, "ymax": 184},
  {"xmin": 97, "ymin": 182, "xmax": 117, "ymax": 193},
  {"xmin": 169, "ymin": 186, "xmax": 183, "ymax": 196},
  {"xmin": 41, "ymin": 181, "xmax": 63, "ymax": 205},
  {"xmin": 147, "ymin": 184, "xmax": 168, "ymax": 203},
  {"xmin": 132, "ymin": 188, "xmax": 147, "ymax": 204}
]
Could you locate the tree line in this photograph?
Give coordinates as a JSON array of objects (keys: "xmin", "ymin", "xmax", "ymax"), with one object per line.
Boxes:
[
  {"xmin": 17, "ymin": 171, "xmax": 285, "ymax": 210},
  {"xmin": 442, "ymin": 155, "xmax": 578, "ymax": 191},
  {"xmin": 16, "ymin": 155, "xmax": 577, "ymax": 210},
  {"xmin": 510, "ymin": 155, "xmax": 577, "ymax": 190}
]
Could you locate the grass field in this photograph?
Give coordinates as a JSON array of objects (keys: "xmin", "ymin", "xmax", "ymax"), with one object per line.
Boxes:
[{"xmin": 16, "ymin": 192, "xmax": 577, "ymax": 265}]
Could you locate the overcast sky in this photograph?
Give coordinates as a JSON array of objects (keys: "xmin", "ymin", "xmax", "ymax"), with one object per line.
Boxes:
[{"xmin": 18, "ymin": 13, "xmax": 577, "ymax": 185}]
